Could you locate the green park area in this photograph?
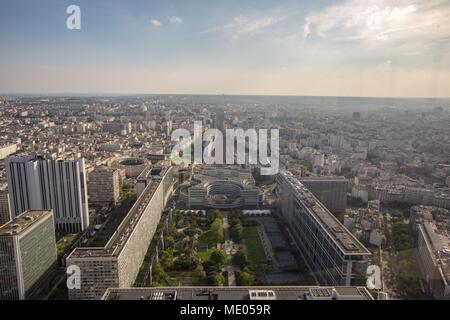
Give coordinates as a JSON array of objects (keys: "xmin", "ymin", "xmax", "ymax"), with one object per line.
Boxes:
[
  {"xmin": 242, "ymin": 227, "xmax": 267, "ymax": 264},
  {"xmin": 390, "ymin": 213, "xmax": 424, "ymax": 299},
  {"xmin": 135, "ymin": 210, "xmax": 230, "ymax": 287},
  {"xmin": 56, "ymin": 234, "xmax": 78, "ymax": 255},
  {"xmin": 135, "ymin": 210, "xmax": 262, "ymax": 287}
]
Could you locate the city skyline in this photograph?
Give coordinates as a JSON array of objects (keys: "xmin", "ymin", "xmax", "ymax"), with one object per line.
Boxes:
[
  {"xmin": 1, "ymin": 0, "xmax": 450, "ymax": 98},
  {"xmin": 1, "ymin": 0, "xmax": 450, "ymax": 305}
]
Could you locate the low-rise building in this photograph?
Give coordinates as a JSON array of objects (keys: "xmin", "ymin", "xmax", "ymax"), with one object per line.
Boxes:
[{"xmin": 188, "ymin": 165, "xmax": 259, "ymax": 209}]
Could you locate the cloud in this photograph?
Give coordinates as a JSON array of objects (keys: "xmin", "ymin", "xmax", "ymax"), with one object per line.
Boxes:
[
  {"xmin": 302, "ymin": 0, "xmax": 450, "ymax": 44},
  {"xmin": 168, "ymin": 16, "xmax": 183, "ymax": 24},
  {"xmin": 151, "ymin": 19, "xmax": 162, "ymax": 28},
  {"xmin": 201, "ymin": 15, "xmax": 286, "ymax": 41}
]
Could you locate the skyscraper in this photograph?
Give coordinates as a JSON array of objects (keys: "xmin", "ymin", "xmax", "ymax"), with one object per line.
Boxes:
[
  {"xmin": 6, "ymin": 156, "xmax": 89, "ymax": 233},
  {"xmin": 0, "ymin": 210, "xmax": 57, "ymax": 300}
]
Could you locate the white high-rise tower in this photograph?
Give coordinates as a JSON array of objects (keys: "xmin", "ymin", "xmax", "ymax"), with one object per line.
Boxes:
[{"xmin": 5, "ymin": 155, "xmax": 89, "ymax": 233}]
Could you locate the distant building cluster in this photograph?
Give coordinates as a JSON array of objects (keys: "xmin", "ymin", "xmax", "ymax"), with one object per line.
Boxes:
[
  {"xmin": 352, "ymin": 182, "xmax": 450, "ymax": 209},
  {"xmin": 0, "ymin": 95, "xmax": 448, "ymax": 301},
  {"xmin": 344, "ymin": 200, "xmax": 384, "ymax": 247}
]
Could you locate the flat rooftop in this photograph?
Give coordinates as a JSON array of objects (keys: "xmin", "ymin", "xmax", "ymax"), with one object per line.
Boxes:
[
  {"xmin": 281, "ymin": 171, "xmax": 370, "ymax": 256},
  {"xmin": 103, "ymin": 286, "xmax": 373, "ymax": 300},
  {"xmin": 137, "ymin": 166, "xmax": 166, "ymax": 180},
  {"xmin": 0, "ymin": 210, "xmax": 52, "ymax": 236},
  {"xmin": 192, "ymin": 165, "xmax": 256, "ymax": 186},
  {"xmin": 300, "ymin": 176, "xmax": 347, "ymax": 182},
  {"xmin": 68, "ymin": 179, "xmax": 161, "ymax": 259}
]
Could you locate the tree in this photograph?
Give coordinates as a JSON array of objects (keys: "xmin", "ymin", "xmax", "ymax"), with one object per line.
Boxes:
[
  {"xmin": 209, "ymin": 218, "xmax": 224, "ymax": 244},
  {"xmin": 164, "ymin": 236, "xmax": 175, "ymax": 249},
  {"xmin": 160, "ymin": 249, "xmax": 174, "ymax": 269},
  {"xmin": 193, "ymin": 264, "xmax": 206, "ymax": 285},
  {"xmin": 237, "ymin": 271, "xmax": 255, "ymax": 286},
  {"xmin": 209, "ymin": 248, "xmax": 227, "ymax": 267},
  {"xmin": 207, "ymin": 271, "xmax": 225, "ymax": 286},
  {"xmin": 230, "ymin": 222, "xmax": 243, "ymax": 243},
  {"xmin": 212, "ymin": 209, "xmax": 221, "ymax": 220},
  {"xmin": 152, "ymin": 263, "xmax": 167, "ymax": 286},
  {"xmin": 233, "ymin": 248, "xmax": 248, "ymax": 268}
]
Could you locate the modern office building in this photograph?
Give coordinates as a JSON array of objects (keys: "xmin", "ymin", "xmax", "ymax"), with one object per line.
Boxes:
[
  {"xmin": 5, "ymin": 155, "xmax": 89, "ymax": 233},
  {"xmin": 300, "ymin": 177, "xmax": 348, "ymax": 214},
  {"xmin": 0, "ymin": 185, "xmax": 11, "ymax": 226},
  {"xmin": 411, "ymin": 206, "xmax": 450, "ymax": 299},
  {"xmin": 66, "ymin": 166, "xmax": 177, "ymax": 300},
  {"xmin": 188, "ymin": 165, "xmax": 259, "ymax": 208},
  {"xmin": 0, "ymin": 210, "xmax": 57, "ymax": 300},
  {"xmin": 88, "ymin": 166, "xmax": 121, "ymax": 207},
  {"xmin": 103, "ymin": 286, "xmax": 373, "ymax": 300},
  {"xmin": 416, "ymin": 222, "xmax": 450, "ymax": 299},
  {"xmin": 276, "ymin": 171, "xmax": 371, "ymax": 286}
]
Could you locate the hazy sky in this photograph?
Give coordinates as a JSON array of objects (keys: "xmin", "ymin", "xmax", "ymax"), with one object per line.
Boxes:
[{"xmin": 1, "ymin": 0, "xmax": 450, "ymax": 97}]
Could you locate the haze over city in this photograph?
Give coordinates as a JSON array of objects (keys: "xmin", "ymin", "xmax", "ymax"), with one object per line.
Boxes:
[{"xmin": 1, "ymin": 0, "xmax": 450, "ymax": 97}]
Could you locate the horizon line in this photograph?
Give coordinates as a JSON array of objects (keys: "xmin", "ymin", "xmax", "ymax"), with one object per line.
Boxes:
[{"xmin": 1, "ymin": 92, "xmax": 450, "ymax": 100}]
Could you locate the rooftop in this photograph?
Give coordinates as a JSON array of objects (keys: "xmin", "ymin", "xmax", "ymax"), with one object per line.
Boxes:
[
  {"xmin": 103, "ymin": 286, "xmax": 373, "ymax": 300},
  {"xmin": 299, "ymin": 176, "xmax": 347, "ymax": 182},
  {"xmin": 68, "ymin": 177, "xmax": 162, "ymax": 259},
  {"xmin": 137, "ymin": 166, "xmax": 167, "ymax": 181},
  {"xmin": 192, "ymin": 165, "xmax": 255, "ymax": 187},
  {"xmin": 0, "ymin": 210, "xmax": 52, "ymax": 236}
]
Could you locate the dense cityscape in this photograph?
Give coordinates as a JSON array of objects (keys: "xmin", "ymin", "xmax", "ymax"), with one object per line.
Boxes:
[
  {"xmin": 0, "ymin": 95, "xmax": 449, "ymax": 301},
  {"xmin": 1, "ymin": 0, "xmax": 450, "ymax": 311}
]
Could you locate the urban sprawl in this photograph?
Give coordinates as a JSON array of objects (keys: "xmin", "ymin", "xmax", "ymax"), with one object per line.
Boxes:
[{"xmin": 0, "ymin": 95, "xmax": 449, "ymax": 301}]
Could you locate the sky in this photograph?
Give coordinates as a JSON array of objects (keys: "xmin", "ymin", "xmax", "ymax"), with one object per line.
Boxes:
[{"xmin": 0, "ymin": 0, "xmax": 449, "ymax": 97}]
